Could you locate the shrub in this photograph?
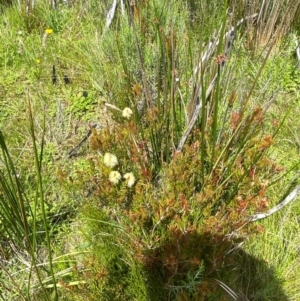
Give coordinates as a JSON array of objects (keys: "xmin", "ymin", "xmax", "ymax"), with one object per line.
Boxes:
[{"xmin": 62, "ymin": 1, "xmax": 299, "ymax": 299}]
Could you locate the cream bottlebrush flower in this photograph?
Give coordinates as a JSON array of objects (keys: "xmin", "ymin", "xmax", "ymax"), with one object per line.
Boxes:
[
  {"xmin": 109, "ymin": 171, "xmax": 121, "ymax": 184},
  {"xmin": 122, "ymin": 107, "xmax": 133, "ymax": 119},
  {"xmin": 103, "ymin": 153, "xmax": 118, "ymax": 168},
  {"xmin": 123, "ymin": 172, "xmax": 136, "ymax": 188}
]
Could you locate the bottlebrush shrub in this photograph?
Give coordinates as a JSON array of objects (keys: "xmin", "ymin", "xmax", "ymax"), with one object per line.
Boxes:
[{"xmin": 61, "ymin": 98, "xmax": 286, "ymax": 299}]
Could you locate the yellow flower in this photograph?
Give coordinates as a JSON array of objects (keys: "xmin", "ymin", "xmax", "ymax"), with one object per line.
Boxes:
[
  {"xmin": 45, "ymin": 28, "xmax": 53, "ymax": 34},
  {"xmin": 122, "ymin": 107, "xmax": 133, "ymax": 119},
  {"xmin": 123, "ymin": 172, "xmax": 136, "ymax": 188},
  {"xmin": 103, "ymin": 153, "xmax": 118, "ymax": 168},
  {"xmin": 36, "ymin": 59, "xmax": 41, "ymax": 64},
  {"xmin": 109, "ymin": 171, "xmax": 121, "ymax": 185}
]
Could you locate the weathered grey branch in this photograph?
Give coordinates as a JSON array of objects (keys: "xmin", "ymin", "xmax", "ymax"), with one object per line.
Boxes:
[
  {"xmin": 213, "ymin": 278, "xmax": 250, "ymax": 301},
  {"xmin": 176, "ymin": 14, "xmax": 257, "ymax": 153},
  {"xmin": 191, "ymin": 14, "xmax": 258, "ymax": 80},
  {"xmin": 249, "ymin": 185, "xmax": 300, "ymax": 222},
  {"xmin": 106, "ymin": 0, "xmax": 118, "ymax": 28},
  {"xmin": 296, "ymin": 38, "xmax": 300, "ymax": 67},
  {"xmin": 176, "ymin": 30, "xmax": 233, "ymax": 152},
  {"xmin": 68, "ymin": 124, "xmax": 97, "ymax": 158},
  {"xmin": 176, "ymin": 74, "xmax": 218, "ymax": 152}
]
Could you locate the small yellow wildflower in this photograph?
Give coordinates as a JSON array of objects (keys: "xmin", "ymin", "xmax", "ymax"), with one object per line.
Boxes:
[
  {"xmin": 45, "ymin": 28, "xmax": 53, "ymax": 34},
  {"xmin": 103, "ymin": 153, "xmax": 118, "ymax": 168},
  {"xmin": 122, "ymin": 107, "xmax": 133, "ymax": 119},
  {"xmin": 123, "ymin": 172, "xmax": 136, "ymax": 188},
  {"xmin": 109, "ymin": 171, "xmax": 121, "ymax": 185},
  {"xmin": 36, "ymin": 59, "xmax": 41, "ymax": 64}
]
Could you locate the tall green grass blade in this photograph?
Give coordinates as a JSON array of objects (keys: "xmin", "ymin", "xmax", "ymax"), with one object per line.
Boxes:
[
  {"xmin": 28, "ymin": 101, "xmax": 58, "ymax": 300},
  {"xmin": 210, "ymin": 2, "xmax": 227, "ymax": 167}
]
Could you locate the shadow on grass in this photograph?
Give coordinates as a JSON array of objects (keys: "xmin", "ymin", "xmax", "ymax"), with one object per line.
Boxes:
[
  {"xmin": 225, "ymin": 247, "xmax": 289, "ymax": 301},
  {"xmin": 72, "ymin": 209, "xmax": 289, "ymax": 301},
  {"xmin": 143, "ymin": 232, "xmax": 289, "ymax": 301}
]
